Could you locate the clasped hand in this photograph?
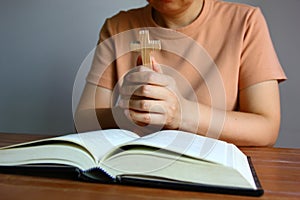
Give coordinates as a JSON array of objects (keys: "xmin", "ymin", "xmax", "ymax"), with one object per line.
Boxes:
[{"xmin": 118, "ymin": 57, "xmax": 185, "ymax": 130}]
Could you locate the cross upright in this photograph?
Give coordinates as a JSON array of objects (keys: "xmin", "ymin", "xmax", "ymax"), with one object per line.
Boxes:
[{"xmin": 130, "ymin": 30, "xmax": 161, "ymax": 68}]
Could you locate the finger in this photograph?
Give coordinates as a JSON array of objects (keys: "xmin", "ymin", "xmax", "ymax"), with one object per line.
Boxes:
[
  {"xmin": 119, "ymin": 84, "xmax": 147, "ymax": 97},
  {"xmin": 119, "ymin": 99, "xmax": 167, "ymax": 114},
  {"xmin": 136, "ymin": 65, "xmax": 152, "ymax": 72},
  {"xmin": 125, "ymin": 109, "xmax": 167, "ymax": 126},
  {"xmin": 122, "ymin": 66, "xmax": 148, "ymax": 84},
  {"xmin": 121, "ymin": 84, "xmax": 174, "ymax": 100},
  {"xmin": 125, "ymin": 71, "xmax": 171, "ymax": 87},
  {"xmin": 151, "ymin": 56, "xmax": 163, "ymax": 73}
]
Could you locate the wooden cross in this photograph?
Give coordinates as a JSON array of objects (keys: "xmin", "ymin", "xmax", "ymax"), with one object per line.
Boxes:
[{"xmin": 130, "ymin": 30, "xmax": 161, "ymax": 68}]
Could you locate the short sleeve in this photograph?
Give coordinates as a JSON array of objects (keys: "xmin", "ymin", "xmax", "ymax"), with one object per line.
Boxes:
[
  {"xmin": 86, "ymin": 19, "xmax": 117, "ymax": 89},
  {"xmin": 239, "ymin": 8, "xmax": 286, "ymax": 90}
]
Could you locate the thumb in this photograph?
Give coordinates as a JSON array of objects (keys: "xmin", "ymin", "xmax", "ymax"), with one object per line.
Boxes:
[{"xmin": 151, "ymin": 56, "xmax": 163, "ymax": 73}]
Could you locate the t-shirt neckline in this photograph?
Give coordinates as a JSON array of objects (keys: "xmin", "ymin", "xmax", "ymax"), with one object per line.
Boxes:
[{"xmin": 143, "ymin": 0, "xmax": 212, "ymax": 36}]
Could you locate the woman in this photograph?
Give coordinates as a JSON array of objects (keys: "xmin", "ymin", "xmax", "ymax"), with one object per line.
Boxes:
[{"xmin": 75, "ymin": 0, "xmax": 286, "ymax": 146}]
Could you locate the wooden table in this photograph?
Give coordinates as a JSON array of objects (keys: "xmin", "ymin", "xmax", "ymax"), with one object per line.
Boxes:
[{"xmin": 0, "ymin": 133, "xmax": 299, "ymax": 200}]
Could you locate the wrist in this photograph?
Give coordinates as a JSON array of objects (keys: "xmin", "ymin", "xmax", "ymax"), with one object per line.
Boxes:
[{"xmin": 180, "ymin": 99, "xmax": 201, "ymax": 134}]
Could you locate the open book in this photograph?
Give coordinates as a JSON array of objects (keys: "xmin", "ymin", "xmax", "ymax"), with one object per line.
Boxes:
[{"xmin": 0, "ymin": 129, "xmax": 263, "ymax": 196}]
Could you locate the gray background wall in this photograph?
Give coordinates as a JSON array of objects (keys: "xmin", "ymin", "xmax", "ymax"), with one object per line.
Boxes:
[{"xmin": 0, "ymin": 0, "xmax": 299, "ymax": 148}]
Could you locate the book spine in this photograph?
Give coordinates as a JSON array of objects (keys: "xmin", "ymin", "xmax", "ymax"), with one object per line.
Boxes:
[{"xmin": 80, "ymin": 167, "xmax": 116, "ymax": 183}]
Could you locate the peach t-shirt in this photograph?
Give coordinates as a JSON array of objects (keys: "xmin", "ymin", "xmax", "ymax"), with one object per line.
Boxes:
[{"xmin": 87, "ymin": 0, "xmax": 286, "ymax": 111}]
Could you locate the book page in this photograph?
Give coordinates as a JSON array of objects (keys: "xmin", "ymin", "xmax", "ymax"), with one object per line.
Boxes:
[
  {"xmin": 103, "ymin": 130, "xmax": 256, "ymax": 188},
  {"xmin": 104, "ymin": 147, "xmax": 254, "ymax": 189},
  {"xmin": 230, "ymin": 144, "xmax": 257, "ymax": 189},
  {"xmin": 0, "ymin": 129, "xmax": 139, "ymax": 171},
  {"xmin": 56, "ymin": 129, "xmax": 140, "ymax": 161},
  {"xmin": 121, "ymin": 130, "xmax": 229, "ymax": 166}
]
